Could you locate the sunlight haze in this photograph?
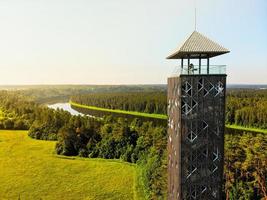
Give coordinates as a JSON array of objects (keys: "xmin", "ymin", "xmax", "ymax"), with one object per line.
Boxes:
[{"xmin": 0, "ymin": 0, "xmax": 266, "ymax": 85}]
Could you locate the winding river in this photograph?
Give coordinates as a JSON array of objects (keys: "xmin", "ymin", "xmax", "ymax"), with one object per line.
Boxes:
[
  {"xmin": 47, "ymin": 102, "xmax": 167, "ymax": 125},
  {"xmin": 47, "ymin": 103, "xmax": 266, "ymax": 134},
  {"xmin": 47, "ymin": 103, "xmax": 84, "ymax": 116}
]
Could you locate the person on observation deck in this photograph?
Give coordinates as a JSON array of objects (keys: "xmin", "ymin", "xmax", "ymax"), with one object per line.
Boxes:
[{"xmin": 189, "ymin": 63, "xmax": 194, "ymax": 74}]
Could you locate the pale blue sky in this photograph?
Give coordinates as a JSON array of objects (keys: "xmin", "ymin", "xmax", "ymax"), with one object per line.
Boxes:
[{"xmin": 0, "ymin": 0, "xmax": 266, "ymax": 85}]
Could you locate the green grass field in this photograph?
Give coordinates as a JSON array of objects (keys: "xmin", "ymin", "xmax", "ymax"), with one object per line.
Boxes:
[
  {"xmin": 226, "ymin": 124, "xmax": 267, "ymax": 134},
  {"xmin": 0, "ymin": 130, "xmax": 145, "ymax": 200},
  {"xmin": 70, "ymin": 101, "xmax": 168, "ymax": 120}
]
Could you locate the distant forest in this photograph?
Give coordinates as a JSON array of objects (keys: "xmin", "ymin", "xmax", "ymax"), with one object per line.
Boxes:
[
  {"xmin": 226, "ymin": 89, "xmax": 267, "ymax": 129},
  {"xmin": 71, "ymin": 89, "xmax": 267, "ymax": 129},
  {"xmin": 71, "ymin": 92, "xmax": 167, "ymax": 114},
  {"xmin": 2, "ymin": 84, "xmax": 166, "ymax": 104}
]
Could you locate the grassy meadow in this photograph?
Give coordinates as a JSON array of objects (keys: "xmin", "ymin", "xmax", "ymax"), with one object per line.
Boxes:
[{"xmin": 0, "ymin": 130, "xmax": 144, "ymax": 200}]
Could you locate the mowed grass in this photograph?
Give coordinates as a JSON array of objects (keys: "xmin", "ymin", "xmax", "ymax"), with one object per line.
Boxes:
[
  {"xmin": 0, "ymin": 130, "xmax": 144, "ymax": 200},
  {"xmin": 70, "ymin": 101, "xmax": 168, "ymax": 120},
  {"xmin": 69, "ymin": 102, "xmax": 267, "ymax": 134},
  {"xmin": 226, "ymin": 124, "xmax": 267, "ymax": 134}
]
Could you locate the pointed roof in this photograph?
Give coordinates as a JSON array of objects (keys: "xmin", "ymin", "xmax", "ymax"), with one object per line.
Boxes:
[{"xmin": 166, "ymin": 31, "xmax": 230, "ymax": 59}]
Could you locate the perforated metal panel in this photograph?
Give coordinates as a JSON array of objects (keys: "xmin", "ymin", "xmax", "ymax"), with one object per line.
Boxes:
[{"xmin": 168, "ymin": 75, "xmax": 226, "ymax": 200}]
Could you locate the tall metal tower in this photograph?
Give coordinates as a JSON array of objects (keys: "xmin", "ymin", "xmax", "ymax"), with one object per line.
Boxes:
[{"xmin": 167, "ymin": 31, "xmax": 230, "ymax": 200}]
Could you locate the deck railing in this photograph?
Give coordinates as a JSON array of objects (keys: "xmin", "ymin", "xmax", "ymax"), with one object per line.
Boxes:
[{"xmin": 171, "ymin": 65, "xmax": 226, "ymax": 76}]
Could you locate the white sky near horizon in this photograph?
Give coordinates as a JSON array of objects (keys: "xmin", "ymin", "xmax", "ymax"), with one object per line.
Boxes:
[{"xmin": 0, "ymin": 0, "xmax": 266, "ymax": 85}]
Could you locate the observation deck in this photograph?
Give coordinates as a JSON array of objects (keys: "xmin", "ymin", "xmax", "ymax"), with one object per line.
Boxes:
[{"xmin": 171, "ymin": 65, "xmax": 226, "ymax": 76}]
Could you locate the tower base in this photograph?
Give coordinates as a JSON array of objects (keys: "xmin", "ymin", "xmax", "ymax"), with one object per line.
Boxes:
[{"xmin": 167, "ymin": 75, "xmax": 226, "ymax": 200}]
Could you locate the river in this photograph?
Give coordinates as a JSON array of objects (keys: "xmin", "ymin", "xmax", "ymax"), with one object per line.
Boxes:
[
  {"xmin": 47, "ymin": 103, "xmax": 84, "ymax": 116},
  {"xmin": 47, "ymin": 102, "xmax": 166, "ymax": 125},
  {"xmin": 47, "ymin": 103, "xmax": 266, "ymax": 134}
]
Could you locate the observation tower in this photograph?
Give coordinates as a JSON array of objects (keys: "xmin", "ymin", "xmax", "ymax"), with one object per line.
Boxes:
[{"xmin": 167, "ymin": 31, "xmax": 230, "ymax": 200}]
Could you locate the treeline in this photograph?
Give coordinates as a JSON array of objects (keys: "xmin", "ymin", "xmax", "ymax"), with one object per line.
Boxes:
[
  {"xmin": 71, "ymin": 89, "xmax": 267, "ymax": 129},
  {"xmin": 55, "ymin": 116, "xmax": 167, "ymax": 199},
  {"xmin": 226, "ymin": 89, "xmax": 267, "ymax": 129},
  {"xmin": 0, "ymin": 91, "xmax": 72, "ymax": 140},
  {"xmin": 71, "ymin": 92, "xmax": 167, "ymax": 114},
  {"xmin": 3, "ymin": 84, "xmax": 166, "ymax": 104},
  {"xmin": 0, "ymin": 91, "xmax": 32, "ymax": 130},
  {"xmin": 224, "ymin": 130, "xmax": 267, "ymax": 200}
]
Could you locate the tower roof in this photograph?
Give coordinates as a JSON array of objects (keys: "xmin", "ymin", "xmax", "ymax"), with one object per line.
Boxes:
[{"xmin": 166, "ymin": 31, "xmax": 230, "ymax": 59}]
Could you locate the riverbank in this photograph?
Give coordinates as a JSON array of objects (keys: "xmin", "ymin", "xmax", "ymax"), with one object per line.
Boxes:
[
  {"xmin": 69, "ymin": 101, "xmax": 168, "ymax": 120},
  {"xmin": 226, "ymin": 124, "xmax": 267, "ymax": 134},
  {"xmin": 53, "ymin": 102, "xmax": 267, "ymax": 134}
]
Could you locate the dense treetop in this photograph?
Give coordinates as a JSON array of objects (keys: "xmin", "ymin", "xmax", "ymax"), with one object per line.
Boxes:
[
  {"xmin": 226, "ymin": 89, "xmax": 267, "ymax": 129},
  {"xmin": 71, "ymin": 92, "xmax": 167, "ymax": 114}
]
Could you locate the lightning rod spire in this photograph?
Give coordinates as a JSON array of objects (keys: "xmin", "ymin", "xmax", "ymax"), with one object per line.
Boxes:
[{"xmin": 194, "ymin": 0, "xmax": 197, "ymax": 31}]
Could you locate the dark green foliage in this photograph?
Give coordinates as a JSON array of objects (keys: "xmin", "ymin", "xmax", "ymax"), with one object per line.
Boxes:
[
  {"xmin": 14, "ymin": 119, "xmax": 29, "ymax": 130},
  {"xmin": 139, "ymin": 147, "xmax": 167, "ymax": 199},
  {"xmin": 226, "ymin": 89, "xmax": 267, "ymax": 128},
  {"xmin": 55, "ymin": 116, "xmax": 102, "ymax": 156},
  {"xmin": 3, "ymin": 119, "xmax": 14, "ymax": 129},
  {"xmin": 71, "ymin": 92, "xmax": 167, "ymax": 114},
  {"xmin": 54, "ymin": 116, "xmax": 167, "ymax": 199},
  {"xmin": 0, "ymin": 91, "xmax": 72, "ymax": 140},
  {"xmin": 224, "ymin": 132, "xmax": 267, "ymax": 200},
  {"xmin": 56, "ymin": 126, "xmax": 78, "ymax": 156},
  {"xmin": 72, "ymin": 89, "xmax": 267, "ymax": 129},
  {"xmin": 29, "ymin": 123, "xmax": 58, "ymax": 140}
]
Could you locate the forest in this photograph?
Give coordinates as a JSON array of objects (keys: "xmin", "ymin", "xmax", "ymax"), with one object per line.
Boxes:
[
  {"xmin": 71, "ymin": 92, "xmax": 167, "ymax": 114},
  {"xmin": 0, "ymin": 88, "xmax": 266, "ymax": 199},
  {"xmin": 72, "ymin": 89, "xmax": 267, "ymax": 129},
  {"xmin": 224, "ymin": 129, "xmax": 267, "ymax": 199},
  {"xmin": 0, "ymin": 84, "xmax": 166, "ymax": 104},
  {"xmin": 226, "ymin": 89, "xmax": 267, "ymax": 129}
]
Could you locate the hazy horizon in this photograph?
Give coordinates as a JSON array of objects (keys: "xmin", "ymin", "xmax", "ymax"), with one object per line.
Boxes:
[
  {"xmin": 0, "ymin": 83, "xmax": 267, "ymax": 87},
  {"xmin": 0, "ymin": 0, "xmax": 266, "ymax": 85}
]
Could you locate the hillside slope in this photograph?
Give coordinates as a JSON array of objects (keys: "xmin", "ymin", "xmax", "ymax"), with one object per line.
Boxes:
[{"xmin": 0, "ymin": 130, "xmax": 144, "ymax": 200}]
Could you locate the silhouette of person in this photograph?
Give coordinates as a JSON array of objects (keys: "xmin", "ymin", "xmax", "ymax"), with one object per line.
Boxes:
[{"xmin": 189, "ymin": 63, "xmax": 194, "ymax": 74}]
